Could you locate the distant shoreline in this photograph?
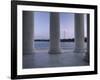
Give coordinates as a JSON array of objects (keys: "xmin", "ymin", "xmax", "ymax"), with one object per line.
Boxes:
[{"xmin": 35, "ymin": 38, "xmax": 87, "ymax": 42}]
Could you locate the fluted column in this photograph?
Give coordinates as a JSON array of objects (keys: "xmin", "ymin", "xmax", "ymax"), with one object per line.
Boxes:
[
  {"xmin": 74, "ymin": 13, "xmax": 85, "ymax": 53},
  {"xmin": 84, "ymin": 14, "xmax": 89, "ymax": 62},
  {"xmin": 49, "ymin": 12, "xmax": 61, "ymax": 54},
  {"xmin": 23, "ymin": 11, "xmax": 34, "ymax": 55}
]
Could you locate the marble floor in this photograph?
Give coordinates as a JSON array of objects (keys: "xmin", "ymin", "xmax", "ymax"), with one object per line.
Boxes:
[{"xmin": 23, "ymin": 49, "xmax": 89, "ymax": 69}]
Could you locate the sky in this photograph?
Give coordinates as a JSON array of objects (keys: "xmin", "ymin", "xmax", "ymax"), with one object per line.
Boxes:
[{"xmin": 34, "ymin": 12, "xmax": 87, "ymax": 39}]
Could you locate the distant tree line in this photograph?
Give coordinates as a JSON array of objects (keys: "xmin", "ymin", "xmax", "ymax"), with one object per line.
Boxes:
[{"xmin": 35, "ymin": 38, "xmax": 87, "ymax": 42}]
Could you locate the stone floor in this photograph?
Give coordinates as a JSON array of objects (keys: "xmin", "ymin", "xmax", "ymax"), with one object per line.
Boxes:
[{"xmin": 23, "ymin": 49, "xmax": 89, "ymax": 69}]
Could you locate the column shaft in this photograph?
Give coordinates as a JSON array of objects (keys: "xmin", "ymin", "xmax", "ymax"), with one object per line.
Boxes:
[
  {"xmin": 84, "ymin": 14, "xmax": 90, "ymax": 62},
  {"xmin": 23, "ymin": 11, "xmax": 34, "ymax": 54},
  {"xmin": 74, "ymin": 13, "xmax": 85, "ymax": 53},
  {"xmin": 49, "ymin": 12, "xmax": 61, "ymax": 54}
]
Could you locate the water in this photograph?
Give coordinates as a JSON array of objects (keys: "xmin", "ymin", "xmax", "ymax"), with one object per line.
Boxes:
[{"xmin": 34, "ymin": 41, "xmax": 87, "ymax": 50}]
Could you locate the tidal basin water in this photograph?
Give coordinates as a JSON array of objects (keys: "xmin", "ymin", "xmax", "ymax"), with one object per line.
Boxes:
[
  {"xmin": 34, "ymin": 41, "xmax": 87, "ymax": 50},
  {"xmin": 23, "ymin": 41, "xmax": 88, "ymax": 68}
]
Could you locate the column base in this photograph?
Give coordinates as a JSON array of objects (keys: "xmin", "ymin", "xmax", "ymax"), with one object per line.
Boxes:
[
  {"xmin": 74, "ymin": 49, "xmax": 85, "ymax": 53},
  {"xmin": 83, "ymin": 52, "xmax": 89, "ymax": 63},
  {"xmin": 48, "ymin": 50, "xmax": 61, "ymax": 54}
]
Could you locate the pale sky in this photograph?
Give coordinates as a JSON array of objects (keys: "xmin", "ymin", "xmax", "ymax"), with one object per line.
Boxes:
[{"xmin": 34, "ymin": 12, "xmax": 87, "ymax": 39}]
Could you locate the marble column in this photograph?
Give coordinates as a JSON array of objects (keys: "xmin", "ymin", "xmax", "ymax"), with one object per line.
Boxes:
[
  {"xmin": 84, "ymin": 14, "xmax": 90, "ymax": 62},
  {"xmin": 23, "ymin": 11, "xmax": 34, "ymax": 55},
  {"xmin": 49, "ymin": 12, "xmax": 61, "ymax": 54},
  {"xmin": 74, "ymin": 13, "xmax": 85, "ymax": 53}
]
